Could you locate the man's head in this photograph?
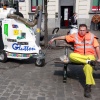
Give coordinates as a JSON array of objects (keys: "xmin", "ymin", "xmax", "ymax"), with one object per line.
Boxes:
[
  {"xmin": 78, "ymin": 24, "xmax": 88, "ymax": 36},
  {"xmin": 73, "ymin": 12, "xmax": 77, "ymax": 16}
]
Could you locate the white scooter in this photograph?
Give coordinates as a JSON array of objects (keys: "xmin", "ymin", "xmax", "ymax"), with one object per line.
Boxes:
[
  {"xmin": 0, "ymin": 6, "xmax": 45, "ymax": 67},
  {"xmin": 67, "ymin": 25, "xmax": 78, "ymax": 35}
]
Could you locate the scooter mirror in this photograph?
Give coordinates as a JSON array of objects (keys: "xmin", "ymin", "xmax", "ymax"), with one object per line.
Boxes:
[{"xmin": 52, "ymin": 27, "xmax": 59, "ymax": 34}]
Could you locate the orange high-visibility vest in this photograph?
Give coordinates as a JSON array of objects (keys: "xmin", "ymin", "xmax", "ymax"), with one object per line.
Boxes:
[{"xmin": 74, "ymin": 32, "xmax": 95, "ymax": 55}]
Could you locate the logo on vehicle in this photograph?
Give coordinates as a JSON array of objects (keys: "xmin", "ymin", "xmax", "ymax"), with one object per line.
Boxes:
[
  {"xmin": 12, "ymin": 24, "xmax": 18, "ymax": 28},
  {"xmin": 12, "ymin": 43, "xmax": 35, "ymax": 51}
]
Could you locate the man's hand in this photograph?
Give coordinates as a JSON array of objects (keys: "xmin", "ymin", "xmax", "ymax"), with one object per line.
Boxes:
[
  {"xmin": 48, "ymin": 38, "xmax": 55, "ymax": 44},
  {"xmin": 97, "ymin": 59, "xmax": 100, "ymax": 62},
  {"xmin": 95, "ymin": 60, "xmax": 100, "ymax": 71}
]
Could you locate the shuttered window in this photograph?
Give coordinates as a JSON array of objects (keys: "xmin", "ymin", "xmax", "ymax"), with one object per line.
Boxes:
[{"xmin": 92, "ymin": 0, "xmax": 100, "ymax": 11}]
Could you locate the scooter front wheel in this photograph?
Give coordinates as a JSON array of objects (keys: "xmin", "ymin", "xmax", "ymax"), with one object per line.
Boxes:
[
  {"xmin": 34, "ymin": 58, "xmax": 45, "ymax": 67},
  {"xmin": 0, "ymin": 50, "xmax": 7, "ymax": 63}
]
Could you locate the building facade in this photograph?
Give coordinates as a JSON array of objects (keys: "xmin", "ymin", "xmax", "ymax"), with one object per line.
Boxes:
[{"xmin": 0, "ymin": 0, "xmax": 99, "ymax": 29}]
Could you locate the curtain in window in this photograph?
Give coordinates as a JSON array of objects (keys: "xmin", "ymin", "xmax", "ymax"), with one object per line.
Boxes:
[{"xmin": 92, "ymin": 0, "xmax": 100, "ymax": 11}]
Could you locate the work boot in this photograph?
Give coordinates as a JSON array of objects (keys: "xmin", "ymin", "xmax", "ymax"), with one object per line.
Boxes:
[
  {"xmin": 88, "ymin": 60, "xmax": 100, "ymax": 70},
  {"xmin": 88, "ymin": 60, "xmax": 95, "ymax": 66},
  {"xmin": 84, "ymin": 85, "xmax": 91, "ymax": 98}
]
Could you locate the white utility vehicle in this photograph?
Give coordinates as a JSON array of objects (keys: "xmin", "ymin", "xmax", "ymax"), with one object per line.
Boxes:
[
  {"xmin": 69, "ymin": 25, "xmax": 78, "ymax": 34},
  {"xmin": 0, "ymin": 5, "xmax": 45, "ymax": 67}
]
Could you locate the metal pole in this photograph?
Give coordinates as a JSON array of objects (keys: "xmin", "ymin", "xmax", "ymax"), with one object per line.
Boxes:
[
  {"xmin": 36, "ymin": 6, "xmax": 42, "ymax": 46},
  {"xmin": 44, "ymin": 0, "xmax": 48, "ymax": 47}
]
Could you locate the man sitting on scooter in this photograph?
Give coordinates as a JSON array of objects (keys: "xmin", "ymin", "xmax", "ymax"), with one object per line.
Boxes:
[{"xmin": 49, "ymin": 24, "xmax": 100, "ymax": 98}]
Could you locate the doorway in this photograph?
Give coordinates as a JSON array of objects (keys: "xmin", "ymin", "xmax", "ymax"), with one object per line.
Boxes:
[{"xmin": 60, "ymin": 6, "xmax": 73, "ymax": 28}]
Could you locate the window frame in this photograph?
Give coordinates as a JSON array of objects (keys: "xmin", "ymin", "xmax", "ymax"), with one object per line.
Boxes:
[
  {"xmin": 91, "ymin": 0, "xmax": 100, "ymax": 12},
  {"xmin": 31, "ymin": 0, "xmax": 44, "ymax": 12}
]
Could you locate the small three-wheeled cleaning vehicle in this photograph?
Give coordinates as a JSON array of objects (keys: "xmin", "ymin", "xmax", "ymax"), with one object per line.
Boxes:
[{"xmin": 0, "ymin": 4, "xmax": 45, "ymax": 67}]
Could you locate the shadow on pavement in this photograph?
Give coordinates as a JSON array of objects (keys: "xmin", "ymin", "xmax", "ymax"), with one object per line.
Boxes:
[
  {"xmin": 0, "ymin": 57, "xmax": 36, "ymax": 70},
  {"xmin": 53, "ymin": 63, "xmax": 100, "ymax": 88}
]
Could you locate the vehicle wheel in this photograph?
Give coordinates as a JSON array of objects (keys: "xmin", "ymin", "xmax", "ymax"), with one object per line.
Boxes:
[
  {"xmin": 34, "ymin": 58, "xmax": 45, "ymax": 67},
  {"xmin": 0, "ymin": 51, "xmax": 7, "ymax": 63}
]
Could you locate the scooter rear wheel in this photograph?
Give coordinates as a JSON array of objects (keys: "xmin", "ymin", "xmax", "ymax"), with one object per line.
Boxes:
[
  {"xmin": 0, "ymin": 50, "xmax": 7, "ymax": 63},
  {"xmin": 34, "ymin": 58, "xmax": 45, "ymax": 67}
]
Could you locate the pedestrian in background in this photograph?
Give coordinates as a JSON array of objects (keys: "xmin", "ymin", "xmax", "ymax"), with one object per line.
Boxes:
[{"xmin": 70, "ymin": 12, "xmax": 77, "ymax": 25}]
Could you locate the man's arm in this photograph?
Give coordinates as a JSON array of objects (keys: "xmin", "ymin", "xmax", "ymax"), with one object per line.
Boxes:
[
  {"xmin": 49, "ymin": 35, "xmax": 66, "ymax": 44},
  {"xmin": 93, "ymin": 38, "xmax": 100, "ymax": 61},
  {"xmin": 95, "ymin": 46, "xmax": 100, "ymax": 62}
]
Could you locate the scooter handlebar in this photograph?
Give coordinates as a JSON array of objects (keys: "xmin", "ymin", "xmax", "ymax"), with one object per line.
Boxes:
[
  {"xmin": 52, "ymin": 27, "xmax": 59, "ymax": 34},
  {"xmin": 70, "ymin": 25, "xmax": 78, "ymax": 29}
]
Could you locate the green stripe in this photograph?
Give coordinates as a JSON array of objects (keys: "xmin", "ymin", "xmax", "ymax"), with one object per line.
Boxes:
[
  {"xmin": 4, "ymin": 24, "xmax": 8, "ymax": 36},
  {"xmin": 93, "ymin": 0, "xmax": 99, "ymax": 6}
]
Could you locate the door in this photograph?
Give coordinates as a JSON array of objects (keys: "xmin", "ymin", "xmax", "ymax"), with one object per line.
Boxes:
[{"xmin": 60, "ymin": 6, "xmax": 73, "ymax": 28}]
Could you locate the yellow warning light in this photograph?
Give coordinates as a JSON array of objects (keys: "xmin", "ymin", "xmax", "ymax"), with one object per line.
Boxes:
[{"xmin": 36, "ymin": 28, "xmax": 41, "ymax": 33}]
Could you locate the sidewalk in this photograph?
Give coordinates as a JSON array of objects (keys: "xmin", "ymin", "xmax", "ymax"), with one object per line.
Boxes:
[{"xmin": 0, "ymin": 29, "xmax": 100, "ymax": 100}]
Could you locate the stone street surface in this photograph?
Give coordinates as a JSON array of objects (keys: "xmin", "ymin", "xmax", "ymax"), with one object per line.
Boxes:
[{"xmin": 0, "ymin": 28, "xmax": 100, "ymax": 100}]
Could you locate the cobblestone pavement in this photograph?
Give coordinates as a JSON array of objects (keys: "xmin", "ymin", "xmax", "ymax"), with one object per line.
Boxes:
[{"xmin": 0, "ymin": 29, "xmax": 100, "ymax": 100}]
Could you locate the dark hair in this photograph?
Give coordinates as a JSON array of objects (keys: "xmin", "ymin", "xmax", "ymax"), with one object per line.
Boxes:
[
  {"xmin": 79, "ymin": 24, "xmax": 87, "ymax": 29},
  {"xmin": 73, "ymin": 12, "xmax": 76, "ymax": 15}
]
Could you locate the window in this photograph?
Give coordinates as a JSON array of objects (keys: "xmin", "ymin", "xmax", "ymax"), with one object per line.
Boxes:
[
  {"xmin": 0, "ymin": 0, "xmax": 14, "ymax": 7},
  {"xmin": 31, "ymin": 0, "xmax": 43, "ymax": 12},
  {"xmin": 92, "ymin": 0, "xmax": 100, "ymax": 11}
]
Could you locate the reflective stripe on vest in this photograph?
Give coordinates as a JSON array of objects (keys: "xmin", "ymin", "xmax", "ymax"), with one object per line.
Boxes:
[
  {"xmin": 74, "ymin": 33, "xmax": 94, "ymax": 49},
  {"xmin": 75, "ymin": 45, "xmax": 94, "ymax": 49},
  {"xmin": 75, "ymin": 33, "xmax": 94, "ymax": 44}
]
